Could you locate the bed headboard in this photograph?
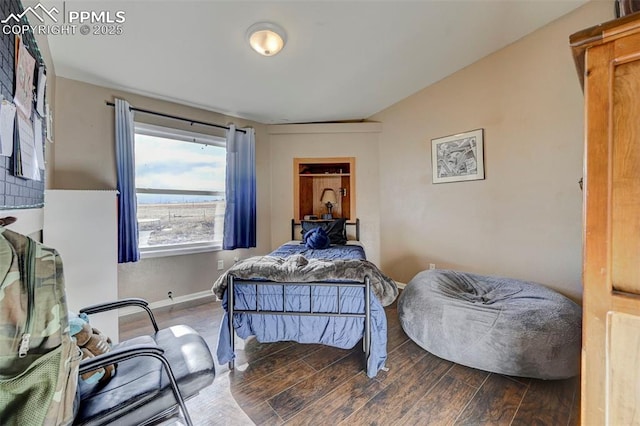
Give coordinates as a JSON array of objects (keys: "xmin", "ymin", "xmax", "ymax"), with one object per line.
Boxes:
[{"xmin": 291, "ymin": 218, "xmax": 360, "ymax": 241}]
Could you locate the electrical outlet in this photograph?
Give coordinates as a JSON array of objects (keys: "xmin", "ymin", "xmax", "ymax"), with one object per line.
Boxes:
[
  {"xmin": 429, "ymin": 263, "xmax": 436, "ymax": 270},
  {"xmin": 233, "ymin": 256, "xmax": 239, "ymax": 263},
  {"xmin": 167, "ymin": 291, "xmax": 173, "ymax": 300},
  {"xmin": 217, "ymin": 259, "xmax": 224, "ymax": 270}
]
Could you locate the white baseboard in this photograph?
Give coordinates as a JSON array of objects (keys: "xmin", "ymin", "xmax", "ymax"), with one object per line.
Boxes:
[
  {"xmin": 396, "ymin": 282, "xmax": 406, "ymax": 289},
  {"xmin": 118, "ymin": 290, "xmax": 214, "ymax": 317}
]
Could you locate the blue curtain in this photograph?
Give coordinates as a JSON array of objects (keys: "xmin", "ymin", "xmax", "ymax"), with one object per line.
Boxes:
[
  {"xmin": 115, "ymin": 99, "xmax": 140, "ymax": 263},
  {"xmin": 223, "ymin": 125, "xmax": 256, "ymax": 250}
]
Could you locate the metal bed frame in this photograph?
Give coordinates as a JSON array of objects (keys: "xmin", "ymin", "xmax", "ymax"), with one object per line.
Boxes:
[
  {"xmin": 227, "ymin": 218, "xmax": 371, "ymax": 375},
  {"xmin": 227, "ymin": 275, "xmax": 372, "ymax": 376}
]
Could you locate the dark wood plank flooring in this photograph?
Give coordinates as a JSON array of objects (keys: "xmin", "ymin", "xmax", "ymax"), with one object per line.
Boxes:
[{"xmin": 119, "ymin": 295, "xmax": 579, "ymax": 425}]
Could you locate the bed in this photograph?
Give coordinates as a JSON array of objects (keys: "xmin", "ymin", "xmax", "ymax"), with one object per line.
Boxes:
[{"xmin": 212, "ymin": 219, "xmax": 398, "ymax": 378}]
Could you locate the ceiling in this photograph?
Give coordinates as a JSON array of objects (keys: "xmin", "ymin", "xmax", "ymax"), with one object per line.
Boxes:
[{"xmin": 41, "ymin": 0, "xmax": 587, "ymax": 124}]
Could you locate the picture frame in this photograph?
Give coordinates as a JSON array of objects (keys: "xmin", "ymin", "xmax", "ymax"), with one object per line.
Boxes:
[{"xmin": 431, "ymin": 128, "xmax": 484, "ymax": 184}]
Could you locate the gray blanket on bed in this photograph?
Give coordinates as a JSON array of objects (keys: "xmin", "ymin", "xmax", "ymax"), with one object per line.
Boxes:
[{"xmin": 211, "ymin": 254, "xmax": 398, "ymax": 306}]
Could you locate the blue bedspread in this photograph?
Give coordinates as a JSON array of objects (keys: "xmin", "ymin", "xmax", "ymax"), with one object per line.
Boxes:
[
  {"xmin": 216, "ymin": 283, "xmax": 387, "ymax": 377},
  {"xmin": 269, "ymin": 243, "xmax": 366, "ymax": 260}
]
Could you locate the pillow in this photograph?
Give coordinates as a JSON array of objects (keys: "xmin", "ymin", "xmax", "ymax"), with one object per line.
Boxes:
[
  {"xmin": 301, "ymin": 218, "xmax": 347, "ymax": 245},
  {"xmin": 303, "ymin": 227, "xmax": 331, "ymax": 249}
]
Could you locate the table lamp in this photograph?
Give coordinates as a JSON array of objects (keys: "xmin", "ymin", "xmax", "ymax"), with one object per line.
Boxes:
[{"xmin": 320, "ymin": 188, "xmax": 337, "ymax": 219}]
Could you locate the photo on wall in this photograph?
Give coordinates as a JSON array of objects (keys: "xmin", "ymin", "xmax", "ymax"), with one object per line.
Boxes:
[{"xmin": 431, "ymin": 128, "xmax": 484, "ymax": 184}]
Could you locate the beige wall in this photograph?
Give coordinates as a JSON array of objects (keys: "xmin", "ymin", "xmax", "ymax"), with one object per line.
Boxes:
[
  {"xmin": 268, "ymin": 123, "xmax": 382, "ymax": 265},
  {"xmin": 53, "ymin": 77, "xmax": 271, "ymax": 302},
  {"xmin": 370, "ymin": 1, "xmax": 613, "ymax": 300}
]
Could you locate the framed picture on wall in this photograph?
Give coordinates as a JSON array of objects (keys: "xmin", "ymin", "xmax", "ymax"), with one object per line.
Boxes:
[{"xmin": 431, "ymin": 128, "xmax": 484, "ymax": 184}]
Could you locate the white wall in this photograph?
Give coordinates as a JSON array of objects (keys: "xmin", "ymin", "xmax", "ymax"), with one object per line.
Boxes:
[{"xmin": 2, "ymin": 209, "xmax": 43, "ymax": 238}]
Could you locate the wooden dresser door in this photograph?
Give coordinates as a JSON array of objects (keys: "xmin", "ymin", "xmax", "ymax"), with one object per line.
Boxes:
[{"xmin": 572, "ymin": 15, "xmax": 640, "ymax": 425}]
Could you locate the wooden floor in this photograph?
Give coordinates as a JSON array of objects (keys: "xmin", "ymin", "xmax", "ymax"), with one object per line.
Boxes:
[{"xmin": 120, "ymin": 295, "xmax": 579, "ymax": 425}]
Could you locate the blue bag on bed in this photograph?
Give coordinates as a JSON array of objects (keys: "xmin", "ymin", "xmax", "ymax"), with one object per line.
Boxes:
[{"xmin": 303, "ymin": 227, "xmax": 331, "ymax": 249}]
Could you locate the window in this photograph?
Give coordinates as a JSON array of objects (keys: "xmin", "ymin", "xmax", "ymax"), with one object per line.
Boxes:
[{"xmin": 134, "ymin": 123, "xmax": 226, "ymax": 257}]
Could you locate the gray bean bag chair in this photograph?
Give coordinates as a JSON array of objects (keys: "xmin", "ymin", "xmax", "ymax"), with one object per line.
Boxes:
[{"xmin": 398, "ymin": 270, "xmax": 581, "ymax": 380}]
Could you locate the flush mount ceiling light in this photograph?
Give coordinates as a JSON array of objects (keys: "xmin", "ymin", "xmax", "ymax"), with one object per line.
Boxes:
[{"xmin": 246, "ymin": 22, "xmax": 287, "ymax": 57}]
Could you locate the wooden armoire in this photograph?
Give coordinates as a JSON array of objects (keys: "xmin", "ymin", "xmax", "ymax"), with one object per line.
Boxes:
[{"xmin": 570, "ymin": 13, "xmax": 640, "ymax": 425}]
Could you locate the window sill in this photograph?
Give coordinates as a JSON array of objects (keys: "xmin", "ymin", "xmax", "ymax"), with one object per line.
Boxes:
[{"xmin": 140, "ymin": 243, "xmax": 222, "ymax": 259}]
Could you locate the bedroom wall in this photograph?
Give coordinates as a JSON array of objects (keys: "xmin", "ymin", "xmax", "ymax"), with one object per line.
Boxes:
[
  {"xmin": 52, "ymin": 77, "xmax": 271, "ymax": 302},
  {"xmin": 370, "ymin": 0, "xmax": 613, "ymax": 301},
  {"xmin": 268, "ymin": 123, "xmax": 382, "ymax": 266}
]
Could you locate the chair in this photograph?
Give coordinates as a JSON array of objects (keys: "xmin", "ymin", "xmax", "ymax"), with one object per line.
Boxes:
[{"xmin": 73, "ymin": 298, "xmax": 215, "ymax": 426}]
